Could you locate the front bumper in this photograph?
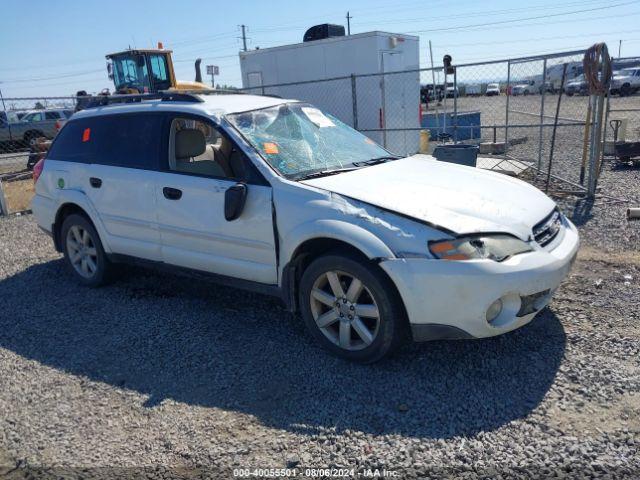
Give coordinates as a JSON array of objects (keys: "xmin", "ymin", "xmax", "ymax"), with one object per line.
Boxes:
[{"xmin": 380, "ymin": 220, "xmax": 579, "ymax": 340}]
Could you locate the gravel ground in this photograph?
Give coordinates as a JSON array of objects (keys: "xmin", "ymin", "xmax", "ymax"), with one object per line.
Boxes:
[{"xmin": 0, "ymin": 205, "xmax": 639, "ymax": 478}]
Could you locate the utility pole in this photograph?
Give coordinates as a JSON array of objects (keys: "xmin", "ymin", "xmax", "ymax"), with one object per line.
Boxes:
[
  {"xmin": 618, "ymin": 39, "xmax": 622, "ymax": 58},
  {"xmin": 346, "ymin": 12, "xmax": 352, "ymax": 35},
  {"xmin": 241, "ymin": 25, "xmax": 248, "ymax": 52}
]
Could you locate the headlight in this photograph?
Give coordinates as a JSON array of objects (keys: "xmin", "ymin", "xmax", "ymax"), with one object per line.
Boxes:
[{"xmin": 429, "ymin": 234, "xmax": 533, "ymax": 261}]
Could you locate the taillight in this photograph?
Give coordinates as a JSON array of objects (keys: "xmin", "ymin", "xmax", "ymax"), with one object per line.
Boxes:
[
  {"xmin": 55, "ymin": 120, "xmax": 63, "ymax": 132},
  {"xmin": 33, "ymin": 158, "xmax": 45, "ymax": 184}
]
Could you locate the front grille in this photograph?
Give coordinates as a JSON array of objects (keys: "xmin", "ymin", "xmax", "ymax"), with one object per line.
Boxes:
[{"xmin": 533, "ymin": 209, "xmax": 562, "ymax": 247}]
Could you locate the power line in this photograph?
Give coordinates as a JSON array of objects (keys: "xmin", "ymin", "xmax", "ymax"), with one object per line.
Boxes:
[
  {"xmin": 404, "ymin": 1, "xmax": 640, "ymax": 34},
  {"xmin": 428, "ymin": 28, "xmax": 640, "ymax": 49},
  {"xmin": 1, "ymin": 69, "xmax": 104, "ymax": 84},
  {"xmin": 353, "ymin": 0, "xmax": 611, "ymax": 29}
]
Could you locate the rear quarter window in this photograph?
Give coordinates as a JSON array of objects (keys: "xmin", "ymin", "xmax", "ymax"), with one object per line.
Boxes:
[{"xmin": 46, "ymin": 120, "xmax": 93, "ymax": 163}]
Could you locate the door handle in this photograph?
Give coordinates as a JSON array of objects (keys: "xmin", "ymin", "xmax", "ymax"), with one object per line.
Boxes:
[
  {"xmin": 89, "ymin": 177, "xmax": 102, "ymax": 188},
  {"xmin": 163, "ymin": 187, "xmax": 182, "ymax": 200}
]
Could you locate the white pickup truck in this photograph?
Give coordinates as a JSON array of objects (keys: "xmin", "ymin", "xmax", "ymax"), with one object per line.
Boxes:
[{"xmin": 611, "ymin": 67, "xmax": 640, "ymax": 96}]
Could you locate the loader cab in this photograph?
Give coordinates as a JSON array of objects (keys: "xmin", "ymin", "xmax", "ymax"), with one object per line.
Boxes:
[{"xmin": 106, "ymin": 49, "xmax": 175, "ymax": 94}]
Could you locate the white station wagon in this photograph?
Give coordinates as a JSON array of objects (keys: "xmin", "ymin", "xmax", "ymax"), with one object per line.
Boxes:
[{"xmin": 32, "ymin": 92, "xmax": 579, "ymax": 362}]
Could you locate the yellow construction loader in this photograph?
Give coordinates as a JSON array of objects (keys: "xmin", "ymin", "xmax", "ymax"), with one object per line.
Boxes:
[{"xmin": 106, "ymin": 43, "xmax": 210, "ymax": 94}]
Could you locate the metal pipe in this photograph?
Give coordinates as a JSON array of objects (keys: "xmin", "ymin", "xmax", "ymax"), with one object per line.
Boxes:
[
  {"xmin": 429, "ymin": 41, "xmax": 440, "ymax": 131},
  {"xmin": 546, "ymin": 63, "xmax": 568, "ymax": 193},
  {"xmin": 505, "ymin": 61, "xmax": 511, "ymax": 153},
  {"xmin": 628, "ymin": 208, "xmax": 640, "ymax": 220},
  {"xmin": 537, "ymin": 59, "xmax": 547, "ymax": 171},
  {"xmin": 350, "ymin": 74, "xmax": 358, "ymax": 130},
  {"xmin": 453, "ymin": 67, "xmax": 458, "ymax": 143}
]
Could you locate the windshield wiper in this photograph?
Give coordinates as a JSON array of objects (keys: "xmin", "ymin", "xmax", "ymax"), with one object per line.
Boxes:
[
  {"xmin": 352, "ymin": 155, "xmax": 401, "ymax": 167},
  {"xmin": 294, "ymin": 167, "xmax": 360, "ymax": 181}
]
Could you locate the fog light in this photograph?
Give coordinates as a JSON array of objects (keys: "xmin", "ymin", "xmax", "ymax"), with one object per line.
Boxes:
[{"xmin": 486, "ymin": 299, "xmax": 503, "ymax": 323}]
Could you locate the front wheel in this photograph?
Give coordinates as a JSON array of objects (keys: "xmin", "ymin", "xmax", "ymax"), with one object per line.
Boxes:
[
  {"xmin": 299, "ymin": 252, "xmax": 407, "ymax": 363},
  {"xmin": 61, "ymin": 214, "xmax": 112, "ymax": 287}
]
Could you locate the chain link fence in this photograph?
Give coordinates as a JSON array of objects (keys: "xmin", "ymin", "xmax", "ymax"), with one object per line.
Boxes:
[
  {"xmin": 239, "ymin": 48, "xmax": 640, "ymax": 193},
  {"xmin": 2, "ymin": 49, "xmax": 638, "ymax": 202}
]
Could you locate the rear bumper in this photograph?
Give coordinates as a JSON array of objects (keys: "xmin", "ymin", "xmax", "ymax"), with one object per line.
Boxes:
[
  {"xmin": 31, "ymin": 193, "xmax": 57, "ymax": 236},
  {"xmin": 380, "ymin": 220, "xmax": 579, "ymax": 340}
]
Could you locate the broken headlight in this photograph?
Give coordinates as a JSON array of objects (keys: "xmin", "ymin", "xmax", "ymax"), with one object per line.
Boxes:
[{"xmin": 429, "ymin": 235, "xmax": 533, "ymax": 262}]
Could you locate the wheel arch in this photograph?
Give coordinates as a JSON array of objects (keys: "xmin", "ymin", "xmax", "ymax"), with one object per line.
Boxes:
[
  {"xmin": 52, "ymin": 195, "xmax": 111, "ymax": 254},
  {"xmin": 279, "ymin": 220, "xmax": 401, "ymax": 313}
]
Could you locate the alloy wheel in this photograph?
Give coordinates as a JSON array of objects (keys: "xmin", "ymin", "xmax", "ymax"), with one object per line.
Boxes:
[
  {"xmin": 309, "ymin": 270, "xmax": 380, "ymax": 351},
  {"xmin": 66, "ymin": 225, "xmax": 98, "ymax": 279}
]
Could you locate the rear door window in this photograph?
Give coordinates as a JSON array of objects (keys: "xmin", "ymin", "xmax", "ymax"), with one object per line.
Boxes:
[
  {"xmin": 45, "ymin": 111, "xmax": 61, "ymax": 120},
  {"xmin": 90, "ymin": 114, "xmax": 163, "ymax": 170}
]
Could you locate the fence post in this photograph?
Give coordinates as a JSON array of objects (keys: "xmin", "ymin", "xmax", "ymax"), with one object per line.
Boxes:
[
  {"xmin": 0, "ymin": 178, "xmax": 8, "ymax": 217},
  {"xmin": 504, "ymin": 60, "xmax": 511, "ymax": 154},
  {"xmin": 537, "ymin": 58, "xmax": 547, "ymax": 171},
  {"xmin": 0, "ymin": 87, "xmax": 13, "ymax": 144},
  {"xmin": 351, "ymin": 74, "xmax": 359, "ymax": 130},
  {"xmin": 505, "ymin": 60, "xmax": 511, "ymax": 153},
  {"xmin": 453, "ymin": 67, "xmax": 458, "ymax": 143}
]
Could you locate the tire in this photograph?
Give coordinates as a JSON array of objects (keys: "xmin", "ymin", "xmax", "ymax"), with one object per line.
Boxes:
[
  {"xmin": 299, "ymin": 252, "xmax": 407, "ymax": 363},
  {"xmin": 23, "ymin": 130, "xmax": 44, "ymax": 146},
  {"xmin": 61, "ymin": 214, "xmax": 112, "ymax": 287},
  {"xmin": 620, "ymin": 83, "xmax": 632, "ymax": 97}
]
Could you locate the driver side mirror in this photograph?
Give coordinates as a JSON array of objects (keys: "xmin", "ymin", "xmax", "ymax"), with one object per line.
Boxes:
[{"xmin": 224, "ymin": 183, "xmax": 248, "ymax": 221}]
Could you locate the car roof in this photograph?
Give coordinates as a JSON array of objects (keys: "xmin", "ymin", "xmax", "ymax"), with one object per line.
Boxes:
[{"xmin": 72, "ymin": 93, "xmax": 293, "ymax": 121}]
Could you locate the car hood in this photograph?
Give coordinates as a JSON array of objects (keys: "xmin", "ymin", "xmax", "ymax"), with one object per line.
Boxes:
[{"xmin": 301, "ymin": 155, "xmax": 556, "ymax": 240}]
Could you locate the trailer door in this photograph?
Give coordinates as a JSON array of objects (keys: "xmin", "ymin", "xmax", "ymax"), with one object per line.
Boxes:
[{"xmin": 247, "ymin": 72, "xmax": 263, "ymax": 94}]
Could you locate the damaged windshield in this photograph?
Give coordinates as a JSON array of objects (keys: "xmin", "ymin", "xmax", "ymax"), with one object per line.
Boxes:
[{"xmin": 226, "ymin": 103, "xmax": 397, "ymax": 180}]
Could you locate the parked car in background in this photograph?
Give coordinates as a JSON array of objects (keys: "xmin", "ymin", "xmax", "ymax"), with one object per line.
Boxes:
[
  {"xmin": 610, "ymin": 67, "xmax": 640, "ymax": 96},
  {"xmin": 465, "ymin": 84, "xmax": 481, "ymax": 96},
  {"xmin": 20, "ymin": 109, "xmax": 74, "ymax": 143},
  {"xmin": 511, "ymin": 82, "xmax": 535, "ymax": 96},
  {"xmin": 32, "ymin": 92, "xmax": 579, "ymax": 362},
  {"xmin": 564, "ymin": 74, "xmax": 588, "ymax": 96},
  {"xmin": 486, "ymin": 83, "xmax": 500, "ymax": 96},
  {"xmin": 0, "ymin": 111, "xmax": 34, "ymax": 145},
  {"xmin": 539, "ymin": 82, "xmax": 556, "ymax": 94},
  {"xmin": 445, "ymin": 86, "xmax": 459, "ymax": 98}
]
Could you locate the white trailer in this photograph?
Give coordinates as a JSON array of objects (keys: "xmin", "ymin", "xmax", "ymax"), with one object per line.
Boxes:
[
  {"xmin": 239, "ymin": 31, "xmax": 420, "ymax": 155},
  {"xmin": 545, "ymin": 61, "xmax": 583, "ymax": 90}
]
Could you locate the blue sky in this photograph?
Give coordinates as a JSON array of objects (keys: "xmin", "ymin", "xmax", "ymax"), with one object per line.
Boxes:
[{"xmin": 1, "ymin": 0, "xmax": 639, "ymax": 98}]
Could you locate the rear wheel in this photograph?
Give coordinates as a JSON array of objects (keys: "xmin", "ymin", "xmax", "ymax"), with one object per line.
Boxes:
[
  {"xmin": 61, "ymin": 214, "xmax": 112, "ymax": 287},
  {"xmin": 299, "ymin": 252, "xmax": 407, "ymax": 363}
]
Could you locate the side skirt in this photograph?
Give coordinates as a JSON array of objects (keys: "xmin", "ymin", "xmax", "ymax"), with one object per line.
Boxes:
[{"xmin": 106, "ymin": 253, "xmax": 286, "ymax": 302}]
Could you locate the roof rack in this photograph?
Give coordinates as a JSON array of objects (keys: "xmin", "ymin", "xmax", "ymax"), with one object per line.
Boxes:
[{"xmin": 78, "ymin": 91, "xmax": 204, "ymax": 109}]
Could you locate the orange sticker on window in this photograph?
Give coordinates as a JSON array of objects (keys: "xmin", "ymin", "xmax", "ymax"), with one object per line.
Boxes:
[
  {"xmin": 82, "ymin": 128, "xmax": 91, "ymax": 142},
  {"xmin": 263, "ymin": 142, "xmax": 279, "ymax": 154},
  {"xmin": 365, "ymin": 137, "xmax": 375, "ymax": 145}
]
